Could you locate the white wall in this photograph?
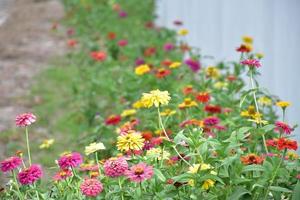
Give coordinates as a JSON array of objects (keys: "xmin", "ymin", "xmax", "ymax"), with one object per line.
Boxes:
[{"xmin": 156, "ymin": 0, "xmax": 300, "ymax": 141}]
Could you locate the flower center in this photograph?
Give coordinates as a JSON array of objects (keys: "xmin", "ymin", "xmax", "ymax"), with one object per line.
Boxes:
[{"xmin": 134, "ymin": 167, "xmax": 144, "ymax": 175}]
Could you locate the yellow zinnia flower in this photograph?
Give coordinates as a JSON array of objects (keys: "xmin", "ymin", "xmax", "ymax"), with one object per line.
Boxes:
[
  {"xmin": 135, "ymin": 64, "xmax": 150, "ymax": 75},
  {"xmin": 132, "ymin": 100, "xmax": 144, "ymax": 109},
  {"xmin": 160, "ymin": 108, "xmax": 176, "ymax": 116},
  {"xmin": 39, "ymin": 139, "xmax": 55, "ymax": 149},
  {"xmin": 242, "ymin": 35, "xmax": 253, "ymax": 44},
  {"xmin": 258, "ymin": 96, "xmax": 272, "ymax": 106},
  {"xmin": 121, "ymin": 109, "xmax": 137, "ymax": 117},
  {"xmin": 117, "ymin": 131, "xmax": 145, "ymax": 151},
  {"xmin": 276, "ymin": 101, "xmax": 291, "ymax": 109},
  {"xmin": 206, "ymin": 66, "xmax": 220, "ymax": 79},
  {"xmin": 85, "ymin": 142, "xmax": 106, "ymax": 155},
  {"xmin": 141, "ymin": 89, "xmax": 171, "ymax": 108},
  {"xmin": 178, "ymin": 98, "xmax": 198, "ymax": 109},
  {"xmin": 178, "ymin": 29, "xmax": 189, "ymax": 36},
  {"xmin": 202, "ymin": 179, "xmax": 215, "ymax": 190},
  {"xmin": 169, "ymin": 62, "xmax": 181, "ymax": 69}
]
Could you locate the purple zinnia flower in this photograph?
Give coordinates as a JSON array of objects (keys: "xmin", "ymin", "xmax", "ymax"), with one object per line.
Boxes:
[{"xmin": 184, "ymin": 58, "xmax": 201, "ymax": 72}]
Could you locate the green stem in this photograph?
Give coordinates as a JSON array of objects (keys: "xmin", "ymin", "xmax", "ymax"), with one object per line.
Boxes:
[
  {"xmin": 263, "ymin": 149, "xmax": 287, "ymax": 200},
  {"xmin": 249, "ymin": 69, "xmax": 269, "ymax": 154},
  {"xmin": 95, "ymin": 152, "xmax": 101, "ymax": 176},
  {"xmin": 25, "ymin": 127, "xmax": 32, "ymax": 166},
  {"xmin": 118, "ymin": 178, "xmax": 124, "ymax": 200},
  {"xmin": 157, "ymin": 107, "xmax": 191, "ymax": 167},
  {"xmin": 12, "ymin": 170, "xmax": 24, "ymax": 200}
]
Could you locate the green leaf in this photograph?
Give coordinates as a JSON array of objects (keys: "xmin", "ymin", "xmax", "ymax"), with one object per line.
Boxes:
[
  {"xmin": 242, "ymin": 165, "xmax": 265, "ymax": 173},
  {"xmin": 153, "ymin": 168, "xmax": 166, "ymax": 182},
  {"xmin": 228, "ymin": 186, "xmax": 251, "ymax": 200},
  {"xmin": 292, "ymin": 181, "xmax": 300, "ymax": 200},
  {"xmin": 261, "ymin": 124, "xmax": 275, "ymax": 132},
  {"xmin": 269, "ymin": 186, "xmax": 291, "ymax": 193}
]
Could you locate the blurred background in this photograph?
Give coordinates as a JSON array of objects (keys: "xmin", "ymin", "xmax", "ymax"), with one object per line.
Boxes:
[{"xmin": 156, "ymin": 0, "xmax": 300, "ymax": 142}]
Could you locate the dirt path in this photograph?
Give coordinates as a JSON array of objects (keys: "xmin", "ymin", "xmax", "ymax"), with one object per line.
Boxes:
[{"xmin": 0, "ymin": 0, "xmax": 65, "ymax": 132}]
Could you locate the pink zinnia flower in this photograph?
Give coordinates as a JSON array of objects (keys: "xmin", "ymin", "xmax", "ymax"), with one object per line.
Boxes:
[
  {"xmin": 204, "ymin": 116, "xmax": 220, "ymax": 126},
  {"xmin": 15, "ymin": 113, "xmax": 36, "ymax": 127},
  {"xmin": 240, "ymin": 59, "xmax": 261, "ymax": 68},
  {"xmin": 103, "ymin": 157, "xmax": 128, "ymax": 177},
  {"xmin": 275, "ymin": 121, "xmax": 293, "ymax": 134},
  {"xmin": 163, "ymin": 43, "xmax": 175, "ymax": 51},
  {"xmin": 125, "ymin": 162, "xmax": 153, "ymax": 182},
  {"xmin": 58, "ymin": 152, "xmax": 83, "ymax": 169},
  {"xmin": 184, "ymin": 58, "xmax": 201, "ymax": 72},
  {"xmin": 53, "ymin": 169, "xmax": 72, "ymax": 181},
  {"xmin": 0, "ymin": 156, "xmax": 22, "ymax": 173},
  {"xmin": 118, "ymin": 39, "xmax": 128, "ymax": 47},
  {"xmin": 18, "ymin": 164, "xmax": 43, "ymax": 185},
  {"xmin": 80, "ymin": 178, "xmax": 103, "ymax": 197}
]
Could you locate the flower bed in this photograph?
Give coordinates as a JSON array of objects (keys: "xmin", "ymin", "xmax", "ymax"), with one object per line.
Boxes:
[{"xmin": 1, "ymin": 0, "xmax": 299, "ymax": 199}]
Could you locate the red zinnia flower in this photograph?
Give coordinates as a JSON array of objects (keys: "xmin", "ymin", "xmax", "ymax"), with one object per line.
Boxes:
[
  {"xmin": 195, "ymin": 92, "xmax": 210, "ymax": 103},
  {"xmin": 90, "ymin": 51, "xmax": 106, "ymax": 62},
  {"xmin": 236, "ymin": 44, "xmax": 251, "ymax": 53},
  {"xmin": 105, "ymin": 115, "xmax": 121, "ymax": 126},
  {"xmin": 277, "ymin": 138, "xmax": 298, "ymax": 151},
  {"xmin": 155, "ymin": 68, "xmax": 171, "ymax": 79},
  {"xmin": 142, "ymin": 131, "xmax": 153, "ymax": 141},
  {"xmin": 204, "ymin": 105, "xmax": 222, "ymax": 114},
  {"xmin": 240, "ymin": 154, "xmax": 264, "ymax": 165},
  {"xmin": 275, "ymin": 121, "xmax": 293, "ymax": 134}
]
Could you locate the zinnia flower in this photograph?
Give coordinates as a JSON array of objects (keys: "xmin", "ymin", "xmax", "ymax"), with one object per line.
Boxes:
[
  {"xmin": 204, "ymin": 104, "xmax": 222, "ymax": 114},
  {"xmin": 80, "ymin": 178, "xmax": 103, "ymax": 197},
  {"xmin": 202, "ymin": 179, "xmax": 215, "ymax": 190},
  {"xmin": 169, "ymin": 62, "xmax": 181, "ymax": 69},
  {"xmin": 155, "ymin": 68, "xmax": 171, "ymax": 79},
  {"xmin": 240, "ymin": 154, "xmax": 264, "ymax": 165},
  {"xmin": 135, "ymin": 64, "xmax": 151, "ymax": 75},
  {"xmin": 240, "ymin": 59, "xmax": 261, "ymax": 68},
  {"xmin": 275, "ymin": 121, "xmax": 293, "ymax": 134},
  {"xmin": 242, "ymin": 35, "xmax": 253, "ymax": 44},
  {"xmin": 85, "ymin": 142, "xmax": 106, "ymax": 155},
  {"xmin": 236, "ymin": 44, "xmax": 252, "ymax": 53},
  {"xmin": 141, "ymin": 89, "xmax": 171, "ymax": 108},
  {"xmin": 90, "ymin": 51, "xmax": 106, "ymax": 62},
  {"xmin": 117, "ymin": 131, "xmax": 145, "ymax": 151},
  {"xmin": 276, "ymin": 101, "xmax": 291, "ymax": 109},
  {"xmin": 53, "ymin": 169, "xmax": 72, "ymax": 181},
  {"xmin": 58, "ymin": 152, "xmax": 83, "ymax": 169},
  {"xmin": 15, "ymin": 113, "xmax": 36, "ymax": 127},
  {"xmin": 118, "ymin": 39, "xmax": 128, "ymax": 47},
  {"xmin": 204, "ymin": 116, "xmax": 220, "ymax": 126},
  {"xmin": 0, "ymin": 156, "xmax": 22, "ymax": 172},
  {"xmin": 163, "ymin": 43, "xmax": 175, "ymax": 51},
  {"xmin": 39, "ymin": 139, "xmax": 55, "ymax": 149},
  {"xmin": 178, "ymin": 98, "xmax": 198, "ymax": 109},
  {"xmin": 184, "ymin": 58, "xmax": 201, "ymax": 72},
  {"xmin": 195, "ymin": 92, "xmax": 210, "ymax": 103},
  {"xmin": 18, "ymin": 164, "xmax": 43, "ymax": 185},
  {"xmin": 125, "ymin": 163, "xmax": 153, "ymax": 182},
  {"xmin": 103, "ymin": 157, "xmax": 128, "ymax": 177},
  {"xmin": 105, "ymin": 115, "xmax": 121, "ymax": 126},
  {"xmin": 118, "ymin": 10, "xmax": 127, "ymax": 18},
  {"xmin": 277, "ymin": 138, "xmax": 298, "ymax": 151}
]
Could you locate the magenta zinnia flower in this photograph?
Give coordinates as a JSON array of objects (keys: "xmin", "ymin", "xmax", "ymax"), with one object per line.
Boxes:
[
  {"xmin": 184, "ymin": 58, "xmax": 201, "ymax": 72},
  {"xmin": 80, "ymin": 178, "xmax": 103, "ymax": 197},
  {"xmin": 125, "ymin": 162, "xmax": 153, "ymax": 182},
  {"xmin": 0, "ymin": 156, "xmax": 22, "ymax": 173},
  {"xmin": 163, "ymin": 43, "xmax": 175, "ymax": 51},
  {"xmin": 118, "ymin": 10, "xmax": 127, "ymax": 18},
  {"xmin": 240, "ymin": 59, "xmax": 261, "ymax": 68},
  {"xmin": 58, "ymin": 152, "xmax": 83, "ymax": 169},
  {"xmin": 275, "ymin": 121, "xmax": 293, "ymax": 134},
  {"xmin": 103, "ymin": 157, "xmax": 128, "ymax": 177},
  {"xmin": 15, "ymin": 113, "xmax": 36, "ymax": 127},
  {"xmin": 18, "ymin": 164, "xmax": 43, "ymax": 185},
  {"xmin": 118, "ymin": 39, "xmax": 128, "ymax": 47},
  {"xmin": 204, "ymin": 116, "xmax": 220, "ymax": 126}
]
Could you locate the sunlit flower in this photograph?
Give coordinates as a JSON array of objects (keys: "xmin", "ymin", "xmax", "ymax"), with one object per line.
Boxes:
[
  {"xmin": 125, "ymin": 163, "xmax": 153, "ymax": 182},
  {"xmin": 178, "ymin": 98, "xmax": 198, "ymax": 109},
  {"xmin": 18, "ymin": 164, "xmax": 43, "ymax": 185},
  {"xmin": 242, "ymin": 35, "xmax": 253, "ymax": 44},
  {"xmin": 275, "ymin": 121, "xmax": 293, "ymax": 135},
  {"xmin": 169, "ymin": 62, "xmax": 181, "ymax": 69},
  {"xmin": 121, "ymin": 109, "xmax": 137, "ymax": 117},
  {"xmin": 206, "ymin": 66, "xmax": 220, "ymax": 78},
  {"xmin": 85, "ymin": 142, "xmax": 106, "ymax": 155},
  {"xmin": 276, "ymin": 101, "xmax": 291, "ymax": 109},
  {"xmin": 258, "ymin": 96, "xmax": 272, "ymax": 106},
  {"xmin": 117, "ymin": 131, "xmax": 145, "ymax": 151},
  {"xmin": 195, "ymin": 92, "xmax": 210, "ymax": 103},
  {"xmin": 240, "ymin": 154, "xmax": 264, "ymax": 165},
  {"xmin": 146, "ymin": 147, "xmax": 170, "ymax": 160},
  {"xmin": 178, "ymin": 29, "xmax": 189, "ymax": 36},
  {"xmin": 15, "ymin": 113, "xmax": 36, "ymax": 127},
  {"xmin": 103, "ymin": 157, "xmax": 128, "ymax": 177},
  {"xmin": 240, "ymin": 59, "xmax": 261, "ymax": 68},
  {"xmin": 141, "ymin": 89, "xmax": 171, "ymax": 108},
  {"xmin": 160, "ymin": 108, "xmax": 176, "ymax": 116},
  {"xmin": 0, "ymin": 156, "xmax": 22, "ymax": 173},
  {"xmin": 80, "ymin": 178, "xmax": 103, "ymax": 197},
  {"xmin": 135, "ymin": 64, "xmax": 151, "ymax": 75},
  {"xmin": 39, "ymin": 139, "xmax": 55, "ymax": 149}
]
